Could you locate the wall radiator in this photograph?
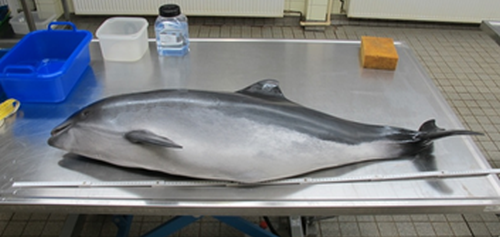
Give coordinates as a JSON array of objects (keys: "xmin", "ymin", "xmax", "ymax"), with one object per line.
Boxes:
[
  {"xmin": 72, "ymin": 0, "xmax": 285, "ymax": 17},
  {"xmin": 347, "ymin": 0, "xmax": 500, "ymax": 23}
]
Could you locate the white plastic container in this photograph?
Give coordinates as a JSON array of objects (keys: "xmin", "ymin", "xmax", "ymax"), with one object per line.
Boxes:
[
  {"xmin": 96, "ymin": 17, "xmax": 149, "ymax": 62},
  {"xmin": 35, "ymin": 0, "xmax": 63, "ymax": 19},
  {"xmin": 9, "ymin": 11, "xmax": 57, "ymax": 35}
]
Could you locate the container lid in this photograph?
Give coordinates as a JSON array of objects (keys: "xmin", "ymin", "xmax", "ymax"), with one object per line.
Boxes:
[{"xmin": 159, "ymin": 4, "xmax": 181, "ymax": 17}]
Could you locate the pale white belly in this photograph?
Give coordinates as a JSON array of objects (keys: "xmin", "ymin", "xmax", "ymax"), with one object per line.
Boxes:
[{"xmin": 93, "ymin": 109, "xmax": 404, "ymax": 183}]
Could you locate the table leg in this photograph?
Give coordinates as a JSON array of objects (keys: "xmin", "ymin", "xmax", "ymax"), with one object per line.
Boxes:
[
  {"xmin": 142, "ymin": 216, "xmax": 201, "ymax": 237},
  {"xmin": 60, "ymin": 0, "xmax": 70, "ymax": 20},
  {"xmin": 289, "ymin": 216, "xmax": 324, "ymax": 237},
  {"xmin": 132, "ymin": 216, "xmax": 278, "ymax": 237},
  {"xmin": 19, "ymin": 0, "xmax": 35, "ymax": 32},
  {"xmin": 59, "ymin": 214, "xmax": 85, "ymax": 237},
  {"xmin": 289, "ymin": 216, "xmax": 304, "ymax": 237},
  {"xmin": 303, "ymin": 217, "xmax": 319, "ymax": 237},
  {"xmin": 113, "ymin": 215, "xmax": 134, "ymax": 237}
]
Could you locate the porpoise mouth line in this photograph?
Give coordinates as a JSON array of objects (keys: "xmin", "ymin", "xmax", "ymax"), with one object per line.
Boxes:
[{"xmin": 51, "ymin": 122, "xmax": 72, "ymax": 136}]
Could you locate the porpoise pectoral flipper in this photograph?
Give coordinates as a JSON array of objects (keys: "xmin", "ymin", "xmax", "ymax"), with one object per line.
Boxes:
[{"xmin": 125, "ymin": 130, "xmax": 183, "ymax": 148}]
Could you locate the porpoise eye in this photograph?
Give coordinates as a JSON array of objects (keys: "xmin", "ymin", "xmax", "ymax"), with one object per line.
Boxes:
[{"xmin": 81, "ymin": 110, "xmax": 90, "ymax": 118}]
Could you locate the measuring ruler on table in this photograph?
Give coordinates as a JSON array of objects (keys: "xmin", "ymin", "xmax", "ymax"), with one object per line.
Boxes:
[{"xmin": 12, "ymin": 169, "xmax": 500, "ymax": 188}]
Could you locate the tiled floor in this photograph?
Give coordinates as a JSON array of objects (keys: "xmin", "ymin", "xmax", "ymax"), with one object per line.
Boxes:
[{"xmin": 2, "ymin": 15, "xmax": 500, "ymax": 237}]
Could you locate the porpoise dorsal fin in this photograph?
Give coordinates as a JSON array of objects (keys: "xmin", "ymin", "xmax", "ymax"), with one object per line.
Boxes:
[
  {"xmin": 418, "ymin": 119, "xmax": 444, "ymax": 132},
  {"xmin": 236, "ymin": 79, "xmax": 287, "ymax": 100},
  {"xmin": 125, "ymin": 130, "xmax": 182, "ymax": 148}
]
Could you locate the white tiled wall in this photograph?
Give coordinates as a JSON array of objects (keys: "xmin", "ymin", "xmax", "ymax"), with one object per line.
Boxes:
[
  {"xmin": 306, "ymin": 0, "xmax": 328, "ymax": 21},
  {"xmin": 37, "ymin": 0, "xmax": 337, "ymax": 20},
  {"xmin": 331, "ymin": 0, "xmax": 344, "ymax": 13},
  {"xmin": 284, "ymin": 0, "xmax": 307, "ymax": 12}
]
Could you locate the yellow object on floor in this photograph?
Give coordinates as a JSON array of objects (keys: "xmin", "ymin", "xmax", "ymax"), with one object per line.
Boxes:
[
  {"xmin": 0, "ymin": 99, "xmax": 20, "ymax": 127},
  {"xmin": 360, "ymin": 36, "xmax": 399, "ymax": 70}
]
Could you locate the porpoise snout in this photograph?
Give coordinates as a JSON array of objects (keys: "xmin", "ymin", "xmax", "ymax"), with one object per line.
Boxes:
[
  {"xmin": 48, "ymin": 121, "xmax": 73, "ymax": 149},
  {"xmin": 50, "ymin": 121, "xmax": 73, "ymax": 136}
]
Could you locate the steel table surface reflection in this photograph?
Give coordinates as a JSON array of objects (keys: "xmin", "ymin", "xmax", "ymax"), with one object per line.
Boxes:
[
  {"xmin": 481, "ymin": 20, "xmax": 500, "ymax": 46},
  {"xmin": 0, "ymin": 39, "xmax": 499, "ymax": 216}
]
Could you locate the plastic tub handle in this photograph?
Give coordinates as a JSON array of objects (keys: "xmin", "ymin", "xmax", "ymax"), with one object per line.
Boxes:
[
  {"xmin": 3, "ymin": 65, "xmax": 36, "ymax": 75},
  {"xmin": 48, "ymin": 22, "xmax": 77, "ymax": 31}
]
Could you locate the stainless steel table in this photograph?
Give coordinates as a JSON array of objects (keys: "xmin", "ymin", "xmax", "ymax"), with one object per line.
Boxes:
[
  {"xmin": 481, "ymin": 21, "xmax": 500, "ymax": 46},
  {"xmin": 1, "ymin": 39, "xmax": 499, "ymax": 216}
]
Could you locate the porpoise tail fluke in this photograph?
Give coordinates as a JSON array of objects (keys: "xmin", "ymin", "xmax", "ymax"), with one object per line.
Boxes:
[{"xmin": 416, "ymin": 119, "xmax": 483, "ymax": 142}]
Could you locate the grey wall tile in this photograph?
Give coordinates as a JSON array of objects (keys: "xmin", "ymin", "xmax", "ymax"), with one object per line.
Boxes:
[
  {"xmin": 467, "ymin": 222, "xmax": 491, "ymax": 236},
  {"xmin": 100, "ymin": 221, "xmax": 118, "ymax": 237},
  {"xmin": 410, "ymin": 215, "xmax": 429, "ymax": 221},
  {"xmin": 340, "ymin": 222, "xmax": 360, "ymax": 236},
  {"xmin": 356, "ymin": 216, "xmax": 375, "ymax": 222},
  {"xmin": 188, "ymin": 25, "xmax": 200, "ymax": 38},
  {"xmin": 128, "ymin": 222, "xmax": 142, "ymax": 237},
  {"xmin": 11, "ymin": 213, "xmax": 31, "ymax": 221},
  {"xmin": 414, "ymin": 222, "xmax": 436, "ymax": 236},
  {"xmin": 0, "ymin": 212, "xmax": 13, "ymax": 221},
  {"xmin": 208, "ymin": 26, "xmax": 221, "ymax": 38},
  {"xmin": 79, "ymin": 221, "xmax": 104, "ymax": 236},
  {"xmin": 198, "ymin": 27, "xmax": 211, "ymax": 38},
  {"xmin": 41, "ymin": 221, "xmax": 65, "ymax": 236},
  {"xmin": 392, "ymin": 215, "xmax": 412, "ymax": 222},
  {"xmin": 314, "ymin": 32, "xmax": 327, "ymax": 39},
  {"xmin": 2, "ymin": 221, "xmax": 26, "ymax": 236},
  {"xmin": 358, "ymin": 222, "xmax": 380, "ymax": 237},
  {"xmin": 22, "ymin": 221, "xmax": 46, "ymax": 236},
  {"xmin": 486, "ymin": 221, "xmax": 500, "ymax": 236},
  {"xmin": 375, "ymin": 215, "xmax": 394, "ymax": 222},
  {"xmin": 48, "ymin": 214, "xmax": 67, "ymax": 221},
  {"xmin": 30, "ymin": 213, "xmax": 50, "ymax": 221},
  {"xmin": 431, "ymin": 222, "xmax": 454, "ymax": 236},
  {"xmin": 396, "ymin": 222, "xmax": 417, "ymax": 236},
  {"xmin": 377, "ymin": 222, "xmax": 398, "ymax": 236},
  {"xmin": 85, "ymin": 215, "xmax": 106, "ymax": 223},
  {"xmin": 304, "ymin": 31, "xmax": 316, "ymax": 39},
  {"xmin": 251, "ymin": 27, "xmax": 263, "ymax": 38},
  {"xmin": 338, "ymin": 216, "xmax": 357, "ymax": 222},
  {"xmin": 0, "ymin": 221, "xmax": 6, "ymax": 234},
  {"xmin": 320, "ymin": 221, "xmax": 341, "ymax": 237},
  {"xmin": 449, "ymin": 222, "xmax": 472, "ymax": 236}
]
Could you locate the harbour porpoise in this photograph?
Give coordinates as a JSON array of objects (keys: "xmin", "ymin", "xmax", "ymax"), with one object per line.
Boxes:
[{"xmin": 48, "ymin": 79, "xmax": 482, "ymax": 183}]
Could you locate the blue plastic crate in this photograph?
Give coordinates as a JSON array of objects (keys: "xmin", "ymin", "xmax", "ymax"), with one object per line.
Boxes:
[
  {"xmin": 0, "ymin": 48, "xmax": 8, "ymax": 58},
  {"xmin": 0, "ymin": 22, "xmax": 92, "ymax": 103}
]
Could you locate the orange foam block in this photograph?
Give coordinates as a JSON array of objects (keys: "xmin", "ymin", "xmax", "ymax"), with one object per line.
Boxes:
[{"xmin": 360, "ymin": 36, "xmax": 399, "ymax": 70}]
